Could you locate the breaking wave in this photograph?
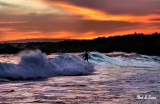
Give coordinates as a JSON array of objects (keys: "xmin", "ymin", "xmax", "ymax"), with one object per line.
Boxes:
[{"xmin": 0, "ymin": 51, "xmax": 94, "ymax": 79}]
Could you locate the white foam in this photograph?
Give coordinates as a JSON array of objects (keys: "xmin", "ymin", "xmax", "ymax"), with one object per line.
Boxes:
[
  {"xmin": 0, "ymin": 50, "xmax": 94, "ymax": 79},
  {"xmin": 86, "ymin": 52, "xmax": 119, "ymax": 65},
  {"xmin": 88, "ymin": 52, "xmax": 160, "ymax": 69}
]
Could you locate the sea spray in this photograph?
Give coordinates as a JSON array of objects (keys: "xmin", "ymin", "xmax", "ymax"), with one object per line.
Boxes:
[{"xmin": 0, "ymin": 50, "xmax": 94, "ymax": 79}]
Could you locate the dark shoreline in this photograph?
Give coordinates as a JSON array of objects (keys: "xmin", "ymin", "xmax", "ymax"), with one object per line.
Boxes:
[{"xmin": 0, "ymin": 33, "xmax": 160, "ymax": 56}]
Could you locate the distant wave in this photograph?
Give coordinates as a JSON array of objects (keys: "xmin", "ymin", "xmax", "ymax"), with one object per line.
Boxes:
[
  {"xmin": 0, "ymin": 50, "xmax": 94, "ymax": 79},
  {"xmin": 88, "ymin": 51, "xmax": 160, "ymax": 69}
]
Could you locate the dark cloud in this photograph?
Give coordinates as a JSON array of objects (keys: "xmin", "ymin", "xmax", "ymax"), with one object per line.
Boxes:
[
  {"xmin": 48, "ymin": 0, "xmax": 160, "ymax": 15},
  {"xmin": 150, "ymin": 18, "xmax": 160, "ymax": 21},
  {"xmin": 150, "ymin": 23, "xmax": 160, "ymax": 28}
]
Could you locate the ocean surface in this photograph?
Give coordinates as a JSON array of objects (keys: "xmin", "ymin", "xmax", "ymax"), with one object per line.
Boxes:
[{"xmin": 0, "ymin": 50, "xmax": 160, "ymax": 104}]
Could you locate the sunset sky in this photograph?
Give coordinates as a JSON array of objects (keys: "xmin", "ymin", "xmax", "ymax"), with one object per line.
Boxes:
[{"xmin": 0, "ymin": 0, "xmax": 160, "ymax": 41}]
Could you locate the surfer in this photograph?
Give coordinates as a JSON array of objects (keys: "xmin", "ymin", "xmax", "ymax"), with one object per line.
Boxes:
[{"xmin": 83, "ymin": 51, "xmax": 90, "ymax": 62}]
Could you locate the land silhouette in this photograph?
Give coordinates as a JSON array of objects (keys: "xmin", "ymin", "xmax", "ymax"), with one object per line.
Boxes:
[{"xmin": 0, "ymin": 32, "xmax": 160, "ymax": 56}]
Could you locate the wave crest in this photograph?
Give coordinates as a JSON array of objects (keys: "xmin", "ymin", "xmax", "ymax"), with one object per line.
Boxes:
[{"xmin": 0, "ymin": 50, "xmax": 94, "ymax": 79}]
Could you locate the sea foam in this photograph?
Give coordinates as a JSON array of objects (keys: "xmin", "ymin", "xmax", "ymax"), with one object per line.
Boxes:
[{"xmin": 0, "ymin": 50, "xmax": 94, "ymax": 79}]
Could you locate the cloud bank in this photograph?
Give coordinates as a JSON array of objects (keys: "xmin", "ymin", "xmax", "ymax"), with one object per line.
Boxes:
[{"xmin": 0, "ymin": 0, "xmax": 160, "ymax": 41}]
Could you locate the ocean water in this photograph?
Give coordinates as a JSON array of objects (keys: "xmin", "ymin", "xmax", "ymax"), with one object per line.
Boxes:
[{"xmin": 0, "ymin": 50, "xmax": 160, "ymax": 104}]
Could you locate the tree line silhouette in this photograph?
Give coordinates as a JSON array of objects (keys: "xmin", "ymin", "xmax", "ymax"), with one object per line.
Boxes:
[{"xmin": 0, "ymin": 32, "xmax": 160, "ymax": 56}]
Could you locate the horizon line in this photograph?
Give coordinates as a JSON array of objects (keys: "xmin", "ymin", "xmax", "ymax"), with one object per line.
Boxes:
[{"xmin": 0, "ymin": 32, "xmax": 159, "ymax": 43}]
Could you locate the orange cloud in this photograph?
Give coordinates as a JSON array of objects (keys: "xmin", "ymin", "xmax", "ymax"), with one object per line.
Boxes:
[
  {"xmin": 0, "ymin": 21, "xmax": 27, "ymax": 24},
  {"xmin": 0, "ymin": 28, "xmax": 14, "ymax": 32},
  {"xmin": 1, "ymin": 28, "xmax": 160, "ymax": 41},
  {"xmin": 46, "ymin": 1, "xmax": 160, "ymax": 23},
  {"xmin": 0, "ymin": 31, "xmax": 74, "ymax": 41},
  {"xmin": 0, "ymin": 31, "xmax": 41, "ymax": 41},
  {"xmin": 72, "ymin": 29, "xmax": 160, "ymax": 39}
]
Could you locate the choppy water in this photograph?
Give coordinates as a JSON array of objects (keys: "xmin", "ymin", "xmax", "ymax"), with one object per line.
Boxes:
[{"xmin": 0, "ymin": 51, "xmax": 160, "ymax": 104}]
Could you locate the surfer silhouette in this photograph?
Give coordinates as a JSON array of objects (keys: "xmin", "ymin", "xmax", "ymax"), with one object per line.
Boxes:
[{"xmin": 83, "ymin": 51, "xmax": 90, "ymax": 62}]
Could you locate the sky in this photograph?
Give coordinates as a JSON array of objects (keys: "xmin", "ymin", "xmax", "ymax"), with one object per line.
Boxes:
[{"xmin": 0, "ymin": 0, "xmax": 160, "ymax": 41}]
